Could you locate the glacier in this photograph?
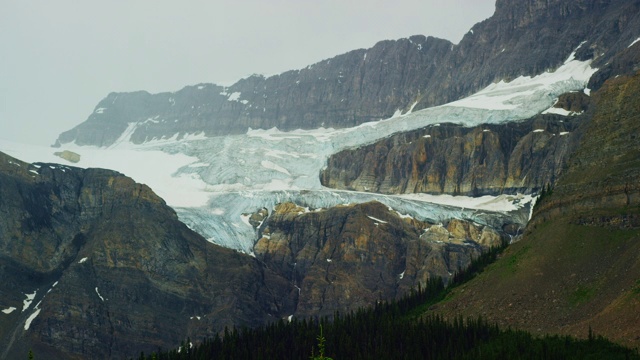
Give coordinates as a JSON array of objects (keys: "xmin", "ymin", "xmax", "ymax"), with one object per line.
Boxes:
[{"xmin": 0, "ymin": 49, "xmax": 597, "ymax": 254}]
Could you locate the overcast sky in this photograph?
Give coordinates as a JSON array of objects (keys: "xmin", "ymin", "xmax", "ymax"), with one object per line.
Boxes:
[{"xmin": 1, "ymin": 0, "xmax": 495, "ymax": 145}]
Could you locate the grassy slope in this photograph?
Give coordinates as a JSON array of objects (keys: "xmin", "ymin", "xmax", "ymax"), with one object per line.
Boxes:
[{"xmin": 427, "ymin": 72, "xmax": 640, "ymax": 348}]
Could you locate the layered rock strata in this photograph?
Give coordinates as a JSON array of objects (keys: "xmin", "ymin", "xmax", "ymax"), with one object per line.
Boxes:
[
  {"xmin": 321, "ymin": 115, "xmax": 583, "ymax": 196},
  {"xmin": 251, "ymin": 201, "xmax": 513, "ymax": 318}
]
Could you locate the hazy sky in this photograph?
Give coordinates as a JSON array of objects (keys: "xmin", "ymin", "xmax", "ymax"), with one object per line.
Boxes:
[{"xmin": 1, "ymin": 0, "xmax": 495, "ymax": 145}]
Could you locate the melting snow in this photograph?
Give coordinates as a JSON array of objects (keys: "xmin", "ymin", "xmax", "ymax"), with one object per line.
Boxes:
[
  {"xmin": 447, "ymin": 47, "xmax": 596, "ymax": 111},
  {"xmin": 95, "ymin": 287, "xmax": 105, "ymax": 301},
  {"xmin": 24, "ymin": 309, "xmax": 41, "ymax": 330},
  {"xmin": 542, "ymin": 107, "xmax": 572, "ymax": 116},
  {"xmin": 367, "ymin": 215, "xmax": 388, "ymax": 224},
  {"xmin": 227, "ymin": 92, "xmax": 242, "ymax": 101},
  {"xmin": 22, "ymin": 291, "xmax": 36, "ymax": 312},
  {"xmin": 2, "ymin": 307, "xmax": 16, "ymax": 314}
]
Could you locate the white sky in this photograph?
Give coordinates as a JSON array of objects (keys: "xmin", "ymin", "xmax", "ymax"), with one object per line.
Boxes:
[{"xmin": 0, "ymin": 0, "xmax": 495, "ymax": 146}]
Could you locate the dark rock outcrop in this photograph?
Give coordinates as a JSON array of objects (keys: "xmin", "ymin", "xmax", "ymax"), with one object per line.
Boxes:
[
  {"xmin": 56, "ymin": 0, "xmax": 640, "ymax": 147},
  {"xmin": 0, "ymin": 153, "xmax": 294, "ymax": 359},
  {"xmin": 321, "ymin": 115, "xmax": 582, "ymax": 196},
  {"xmin": 252, "ymin": 201, "xmax": 512, "ymax": 318}
]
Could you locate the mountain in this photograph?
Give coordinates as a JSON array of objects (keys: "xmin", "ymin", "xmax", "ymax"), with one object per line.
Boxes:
[
  {"xmin": 426, "ymin": 69, "xmax": 640, "ymax": 348},
  {"xmin": 3, "ymin": 0, "xmax": 640, "ymax": 357},
  {"xmin": 55, "ymin": 0, "xmax": 640, "ymax": 148},
  {"xmin": 0, "ymin": 152, "xmax": 295, "ymax": 359},
  {"xmin": 320, "ymin": 112, "xmax": 583, "ymax": 196},
  {"xmin": 252, "ymin": 201, "xmax": 512, "ymax": 319},
  {"xmin": 0, "ymin": 151, "xmax": 521, "ymax": 359}
]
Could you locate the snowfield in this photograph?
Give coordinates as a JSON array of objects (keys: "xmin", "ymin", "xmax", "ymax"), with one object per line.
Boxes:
[{"xmin": 0, "ymin": 49, "xmax": 596, "ymax": 253}]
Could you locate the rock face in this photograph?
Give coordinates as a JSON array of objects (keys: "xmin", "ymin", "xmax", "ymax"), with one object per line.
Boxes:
[
  {"xmin": 0, "ymin": 152, "xmax": 294, "ymax": 360},
  {"xmin": 321, "ymin": 115, "xmax": 582, "ymax": 196},
  {"xmin": 251, "ymin": 201, "xmax": 511, "ymax": 318},
  {"xmin": 531, "ymin": 71, "xmax": 640, "ymax": 227},
  {"xmin": 0, "ymin": 152, "xmax": 519, "ymax": 359},
  {"xmin": 55, "ymin": 0, "xmax": 640, "ymax": 147},
  {"xmin": 427, "ymin": 71, "xmax": 640, "ymax": 348}
]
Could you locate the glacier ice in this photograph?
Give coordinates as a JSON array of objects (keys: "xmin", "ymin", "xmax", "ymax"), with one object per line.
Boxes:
[{"xmin": 0, "ymin": 54, "xmax": 597, "ymax": 253}]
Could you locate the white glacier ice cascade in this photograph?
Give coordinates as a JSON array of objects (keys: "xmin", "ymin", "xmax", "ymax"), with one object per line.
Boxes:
[{"xmin": 0, "ymin": 49, "xmax": 597, "ymax": 254}]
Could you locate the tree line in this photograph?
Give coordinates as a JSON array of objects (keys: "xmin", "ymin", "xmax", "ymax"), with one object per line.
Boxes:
[{"xmin": 130, "ymin": 239, "xmax": 638, "ymax": 360}]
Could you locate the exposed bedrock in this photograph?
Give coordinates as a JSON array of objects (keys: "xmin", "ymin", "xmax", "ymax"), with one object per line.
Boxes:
[
  {"xmin": 251, "ymin": 201, "xmax": 514, "ymax": 318},
  {"xmin": 321, "ymin": 114, "xmax": 584, "ymax": 196}
]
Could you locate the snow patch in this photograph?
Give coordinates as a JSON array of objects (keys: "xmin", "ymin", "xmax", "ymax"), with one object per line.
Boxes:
[
  {"xmin": 2, "ymin": 307, "xmax": 16, "ymax": 314},
  {"xmin": 227, "ymin": 92, "xmax": 242, "ymax": 101},
  {"xmin": 78, "ymin": 257, "xmax": 88, "ymax": 264},
  {"xmin": 446, "ymin": 49, "xmax": 596, "ymax": 111},
  {"xmin": 399, "ymin": 271, "xmax": 405, "ymax": 280},
  {"xmin": 628, "ymin": 37, "xmax": 640, "ymax": 48},
  {"xmin": 95, "ymin": 287, "xmax": 105, "ymax": 302},
  {"xmin": 95, "ymin": 108, "xmax": 106, "ymax": 114},
  {"xmin": 367, "ymin": 215, "xmax": 388, "ymax": 224},
  {"xmin": 532, "ymin": 129, "xmax": 545, "ymax": 133},
  {"xmin": 24, "ymin": 309, "xmax": 41, "ymax": 330},
  {"xmin": 22, "ymin": 291, "xmax": 36, "ymax": 312},
  {"xmin": 559, "ymin": 132, "xmax": 570, "ymax": 136},
  {"xmin": 407, "ymin": 101, "xmax": 419, "ymax": 114},
  {"xmin": 542, "ymin": 107, "xmax": 572, "ymax": 116}
]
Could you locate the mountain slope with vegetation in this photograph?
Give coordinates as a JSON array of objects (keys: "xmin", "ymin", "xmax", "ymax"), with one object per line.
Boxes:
[{"xmin": 426, "ymin": 70, "xmax": 640, "ymax": 348}]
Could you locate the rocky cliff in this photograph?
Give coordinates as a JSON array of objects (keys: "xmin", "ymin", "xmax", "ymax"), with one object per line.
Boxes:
[
  {"xmin": 426, "ymin": 70, "xmax": 640, "ymax": 347},
  {"xmin": 55, "ymin": 0, "xmax": 640, "ymax": 147},
  {"xmin": 321, "ymin": 113, "xmax": 584, "ymax": 196},
  {"xmin": 0, "ymin": 151, "xmax": 522, "ymax": 359},
  {"xmin": 251, "ymin": 201, "xmax": 512, "ymax": 318},
  {"xmin": 0, "ymin": 152, "xmax": 294, "ymax": 359}
]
